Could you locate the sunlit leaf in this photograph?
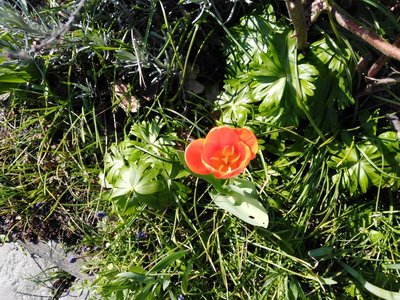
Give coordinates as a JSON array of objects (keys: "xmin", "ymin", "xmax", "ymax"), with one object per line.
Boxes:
[
  {"xmin": 210, "ymin": 180, "xmax": 269, "ymax": 228},
  {"xmin": 216, "ymin": 84, "xmax": 252, "ymax": 127},
  {"xmin": 219, "ymin": 14, "xmax": 318, "ymax": 126},
  {"xmin": 328, "ymin": 132, "xmax": 400, "ymax": 194}
]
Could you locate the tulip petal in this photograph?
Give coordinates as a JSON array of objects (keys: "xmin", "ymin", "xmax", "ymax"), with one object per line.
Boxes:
[
  {"xmin": 205, "ymin": 126, "xmax": 241, "ymax": 147},
  {"xmin": 185, "ymin": 126, "xmax": 257, "ymax": 179},
  {"xmin": 234, "ymin": 128, "xmax": 258, "ymax": 159},
  {"xmin": 184, "ymin": 139, "xmax": 211, "ymax": 175},
  {"xmin": 202, "ymin": 126, "xmax": 241, "ymax": 169}
]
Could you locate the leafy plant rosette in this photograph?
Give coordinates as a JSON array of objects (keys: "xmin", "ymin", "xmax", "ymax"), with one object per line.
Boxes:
[
  {"xmin": 99, "ymin": 119, "xmax": 189, "ymax": 214},
  {"xmin": 182, "ymin": 125, "xmax": 269, "ymax": 228}
]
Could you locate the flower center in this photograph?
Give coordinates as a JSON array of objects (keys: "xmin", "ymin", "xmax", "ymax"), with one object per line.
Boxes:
[{"xmin": 209, "ymin": 145, "xmax": 241, "ymax": 172}]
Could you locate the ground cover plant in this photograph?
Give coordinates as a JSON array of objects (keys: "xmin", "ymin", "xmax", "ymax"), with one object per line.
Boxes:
[{"xmin": 0, "ymin": 0, "xmax": 400, "ymax": 299}]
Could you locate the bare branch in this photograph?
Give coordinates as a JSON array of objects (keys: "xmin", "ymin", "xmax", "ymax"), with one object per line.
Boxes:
[
  {"xmin": 30, "ymin": 0, "xmax": 86, "ymax": 53},
  {"xmin": 285, "ymin": 0, "xmax": 308, "ymax": 50},
  {"xmin": 367, "ymin": 36, "xmax": 400, "ymax": 77},
  {"xmin": 355, "ymin": 76, "xmax": 400, "ymax": 98},
  {"xmin": 310, "ymin": 1, "xmax": 400, "ymax": 63}
]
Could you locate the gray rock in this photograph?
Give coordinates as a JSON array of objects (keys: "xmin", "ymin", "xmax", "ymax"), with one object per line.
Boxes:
[{"xmin": 0, "ymin": 242, "xmax": 93, "ymax": 299}]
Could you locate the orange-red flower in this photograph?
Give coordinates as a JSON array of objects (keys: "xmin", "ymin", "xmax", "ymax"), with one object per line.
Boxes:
[{"xmin": 184, "ymin": 126, "xmax": 258, "ymax": 179}]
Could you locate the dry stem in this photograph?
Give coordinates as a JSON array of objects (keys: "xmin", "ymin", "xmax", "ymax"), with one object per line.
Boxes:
[{"xmin": 310, "ymin": 0, "xmax": 400, "ymax": 63}]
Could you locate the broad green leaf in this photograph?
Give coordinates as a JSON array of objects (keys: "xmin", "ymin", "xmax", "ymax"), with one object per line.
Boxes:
[
  {"xmin": 310, "ymin": 36, "xmax": 352, "ymax": 76},
  {"xmin": 116, "ymin": 194, "xmax": 139, "ymax": 215},
  {"xmin": 382, "ymin": 264, "xmax": 400, "ymax": 270},
  {"xmin": 219, "ymin": 6, "xmax": 319, "ymax": 126},
  {"xmin": 216, "ymin": 84, "xmax": 252, "ymax": 127},
  {"xmin": 288, "ymin": 278, "xmax": 308, "ymax": 300},
  {"xmin": 0, "ymin": 72, "xmax": 31, "ymax": 83},
  {"xmin": 369, "ymin": 230, "xmax": 384, "ymax": 244},
  {"xmin": 210, "ymin": 188, "xmax": 269, "ymax": 228},
  {"xmin": 115, "ymin": 49, "xmax": 136, "ymax": 60},
  {"xmin": 379, "ymin": 131, "xmax": 399, "ymax": 153},
  {"xmin": 110, "ymin": 166, "xmax": 136, "ymax": 198},
  {"xmin": 226, "ymin": 177, "xmax": 258, "ymax": 199},
  {"xmin": 135, "ymin": 180, "xmax": 165, "ymax": 195},
  {"xmin": 329, "ymin": 134, "xmax": 400, "ymax": 194},
  {"xmin": 308, "ymin": 247, "xmax": 333, "ymax": 259},
  {"xmin": 135, "ymin": 283, "xmax": 155, "ymax": 300}
]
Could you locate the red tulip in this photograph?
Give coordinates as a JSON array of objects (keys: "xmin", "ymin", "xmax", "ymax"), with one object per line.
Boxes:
[{"xmin": 184, "ymin": 126, "xmax": 258, "ymax": 179}]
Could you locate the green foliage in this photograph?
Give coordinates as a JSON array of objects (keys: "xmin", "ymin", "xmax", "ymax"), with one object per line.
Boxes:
[
  {"xmin": 210, "ymin": 178, "xmax": 269, "ymax": 228},
  {"xmin": 0, "ymin": 55, "xmax": 35, "ymax": 93},
  {"xmin": 215, "ymin": 3, "xmax": 400, "ymax": 299},
  {"xmin": 218, "ymin": 6, "xmax": 319, "ymax": 126},
  {"xmin": 328, "ymin": 131, "xmax": 400, "ymax": 194},
  {"xmin": 98, "ymin": 249, "xmax": 189, "ymax": 299},
  {"xmin": 247, "ymin": 32, "xmax": 318, "ymax": 121},
  {"xmin": 218, "ymin": 5, "xmax": 399, "ymax": 196},
  {"xmin": 309, "ymin": 35, "xmax": 355, "ymax": 111},
  {"xmin": 100, "ymin": 119, "xmax": 187, "ymax": 213},
  {"xmin": 217, "ymin": 7, "xmax": 359, "ymax": 131}
]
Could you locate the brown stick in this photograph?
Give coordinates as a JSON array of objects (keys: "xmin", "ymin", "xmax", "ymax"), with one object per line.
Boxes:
[
  {"xmin": 285, "ymin": 0, "xmax": 308, "ymax": 50},
  {"xmin": 367, "ymin": 36, "xmax": 400, "ymax": 77},
  {"xmin": 331, "ymin": 5, "xmax": 400, "ymax": 62},
  {"xmin": 354, "ymin": 76, "xmax": 400, "ymax": 98},
  {"xmin": 309, "ymin": 1, "xmax": 400, "ymax": 63},
  {"xmin": 30, "ymin": 0, "xmax": 86, "ymax": 54}
]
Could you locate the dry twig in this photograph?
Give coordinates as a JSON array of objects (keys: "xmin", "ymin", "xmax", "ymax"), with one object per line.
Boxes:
[{"xmin": 310, "ymin": 0, "xmax": 400, "ymax": 63}]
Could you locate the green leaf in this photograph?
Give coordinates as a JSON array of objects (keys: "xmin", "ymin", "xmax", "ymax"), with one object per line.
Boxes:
[
  {"xmin": 110, "ymin": 165, "xmax": 136, "ymax": 198},
  {"xmin": 310, "ymin": 36, "xmax": 352, "ymax": 76},
  {"xmin": 135, "ymin": 180, "xmax": 165, "ymax": 195},
  {"xmin": 328, "ymin": 134, "xmax": 400, "ymax": 194},
  {"xmin": 210, "ymin": 181, "xmax": 269, "ymax": 228},
  {"xmin": 149, "ymin": 250, "xmax": 189, "ymax": 273},
  {"xmin": 224, "ymin": 4, "xmax": 277, "ymax": 74},
  {"xmin": 226, "ymin": 177, "xmax": 258, "ymax": 199},
  {"xmin": 136, "ymin": 283, "xmax": 156, "ymax": 300},
  {"xmin": 116, "ymin": 272, "xmax": 157, "ymax": 284},
  {"xmin": 216, "ymin": 84, "xmax": 252, "ymax": 127},
  {"xmin": 0, "ymin": 72, "xmax": 31, "ymax": 83},
  {"xmin": 382, "ymin": 264, "xmax": 400, "ymax": 270},
  {"xmin": 308, "ymin": 247, "xmax": 333, "ymax": 259},
  {"xmin": 219, "ymin": 5, "xmax": 324, "ymax": 126},
  {"xmin": 369, "ymin": 230, "xmax": 384, "ymax": 244},
  {"xmin": 181, "ymin": 260, "xmax": 193, "ymax": 293},
  {"xmin": 379, "ymin": 131, "xmax": 399, "ymax": 153}
]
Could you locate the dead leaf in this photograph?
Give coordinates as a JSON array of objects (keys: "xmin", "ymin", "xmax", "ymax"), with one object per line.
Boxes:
[{"xmin": 113, "ymin": 82, "xmax": 140, "ymax": 113}]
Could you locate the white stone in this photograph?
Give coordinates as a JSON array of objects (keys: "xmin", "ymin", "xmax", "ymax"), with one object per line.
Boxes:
[{"xmin": 0, "ymin": 242, "xmax": 90, "ymax": 299}]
